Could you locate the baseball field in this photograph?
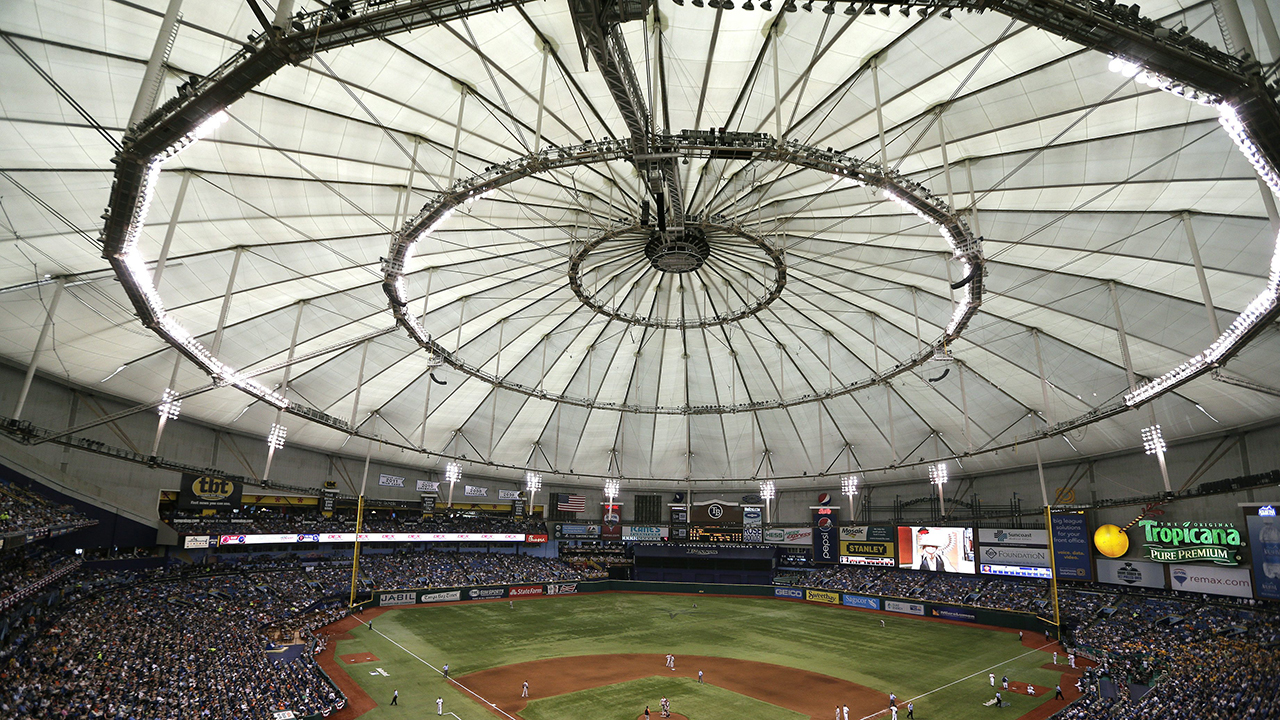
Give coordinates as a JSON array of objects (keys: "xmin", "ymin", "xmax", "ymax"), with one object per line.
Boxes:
[{"xmin": 320, "ymin": 593, "xmax": 1083, "ymax": 720}]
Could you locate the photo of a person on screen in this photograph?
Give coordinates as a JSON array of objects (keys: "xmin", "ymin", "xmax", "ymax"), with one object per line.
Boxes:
[{"xmin": 916, "ymin": 528, "xmax": 957, "ymax": 572}]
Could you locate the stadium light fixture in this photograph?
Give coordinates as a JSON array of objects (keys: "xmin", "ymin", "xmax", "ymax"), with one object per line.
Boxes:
[
  {"xmin": 604, "ymin": 478, "xmax": 619, "ymax": 503},
  {"xmin": 525, "ymin": 471, "xmax": 542, "ymax": 517},
  {"xmin": 1142, "ymin": 425, "xmax": 1173, "ymax": 493},
  {"xmin": 445, "ymin": 461, "xmax": 461, "ymax": 507},
  {"xmin": 760, "ymin": 480, "xmax": 776, "ymax": 524},
  {"xmin": 841, "ymin": 475, "xmax": 858, "ymax": 517},
  {"xmin": 157, "ymin": 388, "xmax": 181, "ymax": 420},
  {"xmin": 930, "ymin": 463, "xmax": 948, "ymax": 517},
  {"xmin": 267, "ymin": 423, "xmax": 288, "ymax": 450}
]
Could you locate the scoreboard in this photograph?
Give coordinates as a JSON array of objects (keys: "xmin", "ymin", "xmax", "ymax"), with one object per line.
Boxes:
[{"xmin": 689, "ymin": 526, "xmax": 744, "ymax": 542}]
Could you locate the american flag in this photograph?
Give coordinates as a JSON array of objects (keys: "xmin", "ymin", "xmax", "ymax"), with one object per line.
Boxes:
[{"xmin": 557, "ymin": 494, "xmax": 586, "ymax": 512}]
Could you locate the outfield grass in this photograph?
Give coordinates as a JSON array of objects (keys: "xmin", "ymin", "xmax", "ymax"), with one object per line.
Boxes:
[
  {"xmin": 521, "ymin": 677, "xmax": 810, "ymax": 720},
  {"xmin": 332, "ymin": 593, "xmax": 1063, "ymax": 720}
]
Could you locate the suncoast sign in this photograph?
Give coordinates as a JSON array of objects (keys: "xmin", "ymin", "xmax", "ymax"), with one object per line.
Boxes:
[{"xmin": 1139, "ymin": 520, "xmax": 1244, "ymax": 565}]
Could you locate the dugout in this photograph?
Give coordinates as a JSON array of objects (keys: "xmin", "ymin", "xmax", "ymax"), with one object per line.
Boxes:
[{"xmin": 631, "ymin": 543, "xmax": 775, "ymax": 585}]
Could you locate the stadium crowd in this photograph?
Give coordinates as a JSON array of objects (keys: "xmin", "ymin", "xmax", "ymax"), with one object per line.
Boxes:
[
  {"xmin": 0, "ymin": 547, "xmax": 81, "ymax": 611},
  {"xmin": 797, "ymin": 565, "xmax": 1047, "ymax": 611},
  {"xmin": 359, "ymin": 549, "xmax": 604, "ymax": 588},
  {"xmin": 0, "ymin": 481, "xmax": 92, "ymax": 535}
]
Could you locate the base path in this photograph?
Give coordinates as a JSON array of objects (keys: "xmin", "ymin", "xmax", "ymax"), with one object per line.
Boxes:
[{"xmin": 460, "ymin": 654, "xmax": 887, "ymax": 720}]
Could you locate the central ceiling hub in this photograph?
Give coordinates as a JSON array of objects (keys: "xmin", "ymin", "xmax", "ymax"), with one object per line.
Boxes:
[{"xmin": 645, "ymin": 227, "xmax": 711, "ymax": 273}]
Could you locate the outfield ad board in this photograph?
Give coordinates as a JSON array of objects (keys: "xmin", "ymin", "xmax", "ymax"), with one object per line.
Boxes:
[
  {"xmin": 218, "ymin": 532, "xmax": 525, "ymax": 545},
  {"xmin": 774, "ymin": 587, "xmax": 805, "ymax": 599},
  {"xmin": 841, "ymin": 594, "xmax": 880, "ymax": 610},
  {"xmin": 1050, "ymin": 511, "xmax": 1093, "ymax": 580},
  {"xmin": 1243, "ymin": 504, "xmax": 1280, "ymax": 600},
  {"xmin": 929, "ymin": 606, "xmax": 978, "ymax": 623},
  {"xmin": 884, "ymin": 600, "xmax": 925, "ymax": 615},
  {"xmin": 1097, "ymin": 558, "xmax": 1167, "ymax": 589},
  {"xmin": 805, "ymin": 589, "xmax": 840, "ymax": 604},
  {"xmin": 552, "ymin": 523, "xmax": 601, "ymax": 539}
]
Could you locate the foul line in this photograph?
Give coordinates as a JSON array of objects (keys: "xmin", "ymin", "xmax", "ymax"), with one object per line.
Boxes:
[
  {"xmin": 353, "ymin": 617, "xmax": 520, "ymax": 720},
  {"xmin": 856, "ymin": 642, "xmax": 1058, "ymax": 720}
]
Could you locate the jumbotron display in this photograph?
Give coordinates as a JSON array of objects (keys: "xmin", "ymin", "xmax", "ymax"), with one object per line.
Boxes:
[{"xmin": 897, "ymin": 526, "xmax": 976, "ymax": 574}]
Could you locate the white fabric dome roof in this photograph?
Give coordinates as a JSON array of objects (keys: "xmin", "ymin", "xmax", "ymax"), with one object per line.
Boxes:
[{"xmin": 2, "ymin": 0, "xmax": 1279, "ymax": 486}]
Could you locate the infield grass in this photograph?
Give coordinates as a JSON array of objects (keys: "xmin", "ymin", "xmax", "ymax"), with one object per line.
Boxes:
[
  {"xmin": 521, "ymin": 677, "xmax": 810, "ymax": 720},
  {"xmin": 333, "ymin": 593, "xmax": 1064, "ymax": 720}
]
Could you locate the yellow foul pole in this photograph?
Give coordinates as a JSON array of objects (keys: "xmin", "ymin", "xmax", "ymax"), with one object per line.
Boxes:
[{"xmin": 1044, "ymin": 504, "xmax": 1061, "ymax": 640}]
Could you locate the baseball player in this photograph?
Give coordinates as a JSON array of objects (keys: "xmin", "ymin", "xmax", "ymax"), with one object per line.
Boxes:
[
  {"xmin": 1055, "ymin": 684, "xmax": 1064, "ymax": 700},
  {"xmin": 670, "ymin": 654, "xmax": 675, "ymax": 670},
  {"xmin": 843, "ymin": 703, "xmax": 849, "ymax": 720},
  {"xmin": 644, "ymin": 705, "xmax": 650, "ymax": 720},
  {"xmin": 1028, "ymin": 685, "xmax": 1036, "ymax": 696},
  {"xmin": 881, "ymin": 619, "xmax": 886, "ymax": 628},
  {"xmin": 522, "ymin": 680, "xmax": 529, "ymax": 698},
  {"xmin": 1068, "ymin": 653, "xmax": 1075, "ymax": 668},
  {"xmin": 1053, "ymin": 651, "xmax": 1058, "ymax": 665},
  {"xmin": 437, "ymin": 697, "xmax": 443, "ymax": 715},
  {"xmin": 391, "ymin": 689, "xmax": 398, "ymax": 706},
  {"xmin": 989, "ymin": 673, "xmax": 995, "ymax": 687},
  {"xmin": 443, "ymin": 663, "xmax": 449, "ymax": 679},
  {"xmin": 889, "ymin": 692, "xmax": 897, "ymax": 707},
  {"xmin": 891, "ymin": 706, "xmax": 898, "ymax": 720},
  {"xmin": 836, "ymin": 705, "xmax": 841, "ymax": 720},
  {"xmin": 661, "ymin": 697, "xmax": 670, "ymax": 718},
  {"xmin": 698, "ymin": 670, "xmax": 704, "ymax": 683},
  {"xmin": 1001, "ymin": 676, "xmax": 1008, "ymax": 690}
]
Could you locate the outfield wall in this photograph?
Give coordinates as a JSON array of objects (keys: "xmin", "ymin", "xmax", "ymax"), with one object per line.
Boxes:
[{"xmin": 368, "ymin": 579, "xmax": 1047, "ymax": 632}]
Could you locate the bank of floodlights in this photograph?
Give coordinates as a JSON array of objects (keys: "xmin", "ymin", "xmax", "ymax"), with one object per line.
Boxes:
[
  {"xmin": 526, "ymin": 471, "xmax": 542, "ymax": 493},
  {"xmin": 445, "ymin": 461, "xmax": 462, "ymax": 485},
  {"xmin": 267, "ymin": 423, "xmax": 288, "ymax": 450},
  {"xmin": 1141, "ymin": 425, "xmax": 1166, "ymax": 456},
  {"xmin": 841, "ymin": 475, "xmax": 858, "ymax": 496},
  {"xmin": 157, "ymin": 388, "xmax": 181, "ymax": 420},
  {"xmin": 759, "ymin": 480, "xmax": 776, "ymax": 500},
  {"xmin": 929, "ymin": 463, "xmax": 948, "ymax": 486},
  {"xmin": 604, "ymin": 479, "xmax": 620, "ymax": 502}
]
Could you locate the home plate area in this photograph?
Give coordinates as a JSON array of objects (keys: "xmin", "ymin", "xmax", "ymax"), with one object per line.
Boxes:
[{"xmin": 339, "ymin": 652, "xmax": 379, "ymax": 664}]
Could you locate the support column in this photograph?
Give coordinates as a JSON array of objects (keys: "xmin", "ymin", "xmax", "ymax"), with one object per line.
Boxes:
[
  {"xmin": 153, "ymin": 170, "xmax": 190, "ymax": 291},
  {"xmin": 273, "ymin": 0, "xmax": 296, "ymax": 29},
  {"xmin": 263, "ymin": 302, "xmax": 306, "ymax": 482},
  {"xmin": 534, "ymin": 46, "xmax": 550, "ymax": 153},
  {"xmin": 958, "ymin": 362, "xmax": 971, "ymax": 450},
  {"xmin": 448, "ymin": 87, "xmax": 468, "ymax": 186},
  {"xmin": 1181, "ymin": 212, "xmax": 1221, "ymax": 338},
  {"xmin": 1250, "ymin": 0, "xmax": 1280, "ymax": 62},
  {"xmin": 14, "ymin": 277, "xmax": 66, "ymax": 420},
  {"xmin": 965, "ymin": 158, "xmax": 981, "ymax": 237},
  {"xmin": 210, "ymin": 247, "xmax": 243, "ymax": 357},
  {"xmin": 938, "ymin": 111, "xmax": 954, "ymax": 211},
  {"xmin": 1109, "ymin": 281, "xmax": 1138, "ymax": 393},
  {"xmin": 128, "ymin": 0, "xmax": 183, "ymax": 127},
  {"xmin": 350, "ymin": 339, "xmax": 370, "ymax": 430},
  {"xmin": 871, "ymin": 55, "xmax": 887, "ymax": 165},
  {"xmin": 772, "ymin": 23, "xmax": 784, "ymax": 142}
]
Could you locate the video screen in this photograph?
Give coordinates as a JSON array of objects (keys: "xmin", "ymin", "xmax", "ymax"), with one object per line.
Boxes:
[{"xmin": 897, "ymin": 526, "xmax": 976, "ymax": 574}]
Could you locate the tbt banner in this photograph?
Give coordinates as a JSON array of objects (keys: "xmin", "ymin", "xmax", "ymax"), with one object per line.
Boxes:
[{"xmin": 178, "ymin": 473, "xmax": 241, "ymax": 510}]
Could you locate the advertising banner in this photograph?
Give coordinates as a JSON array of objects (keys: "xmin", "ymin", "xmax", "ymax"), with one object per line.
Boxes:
[
  {"xmin": 1097, "ymin": 558, "xmax": 1167, "ymax": 589},
  {"xmin": 321, "ymin": 491, "xmax": 337, "ymax": 513},
  {"xmin": 1169, "ymin": 565, "xmax": 1254, "ymax": 598},
  {"xmin": 509, "ymin": 585, "xmax": 544, "ymax": 597},
  {"xmin": 466, "ymin": 587, "xmax": 507, "ymax": 600},
  {"xmin": 512, "ymin": 499, "xmax": 525, "ymax": 518},
  {"xmin": 499, "ymin": 489, "xmax": 522, "ymax": 500},
  {"xmin": 552, "ymin": 523, "xmax": 601, "ymax": 539},
  {"xmin": 419, "ymin": 590, "xmax": 462, "ymax": 603},
  {"xmin": 839, "ymin": 555, "xmax": 897, "ymax": 567},
  {"xmin": 774, "ymin": 587, "xmax": 805, "ymax": 599},
  {"xmin": 220, "ymin": 532, "xmax": 526, "ymax": 545},
  {"xmin": 897, "ymin": 526, "xmax": 976, "ymax": 574},
  {"xmin": 464, "ymin": 485, "xmax": 488, "ymax": 498},
  {"xmin": 765, "ymin": 527, "xmax": 813, "ymax": 546},
  {"xmin": 183, "ymin": 535, "xmax": 210, "ymax": 549},
  {"xmin": 422, "ymin": 495, "xmax": 436, "ymax": 515},
  {"xmin": 379, "ymin": 591, "xmax": 418, "ymax": 606},
  {"xmin": 1244, "ymin": 505, "xmax": 1280, "ymax": 600},
  {"xmin": 840, "ymin": 540, "xmax": 895, "ymax": 558},
  {"xmin": 602, "ymin": 503, "xmax": 622, "ymax": 541},
  {"xmin": 805, "ymin": 589, "xmax": 840, "ymax": 604},
  {"xmin": 743, "ymin": 505, "xmax": 763, "ymax": 543},
  {"xmin": 979, "ymin": 545, "xmax": 1051, "ymax": 567},
  {"xmin": 378, "ymin": 474, "xmax": 405, "ymax": 488},
  {"xmin": 840, "ymin": 526, "xmax": 896, "ymax": 543},
  {"xmin": 813, "ymin": 509, "xmax": 839, "ymax": 564},
  {"xmin": 929, "ymin": 606, "xmax": 978, "ymax": 622},
  {"xmin": 884, "ymin": 600, "xmax": 925, "ymax": 615},
  {"xmin": 670, "ymin": 507, "xmax": 689, "ymax": 525},
  {"xmin": 977, "ymin": 528, "xmax": 1048, "ymax": 546},
  {"xmin": 1127, "ymin": 519, "xmax": 1245, "ymax": 566},
  {"xmin": 779, "ymin": 548, "xmax": 813, "ymax": 567},
  {"xmin": 524, "ymin": 534, "xmax": 549, "ymax": 543},
  {"xmin": 841, "ymin": 594, "xmax": 880, "ymax": 610},
  {"xmin": 980, "ymin": 564, "xmax": 1053, "ymax": 579},
  {"xmin": 178, "ymin": 473, "xmax": 242, "ymax": 510},
  {"xmin": 545, "ymin": 583, "xmax": 579, "ymax": 595},
  {"xmin": 1051, "ymin": 511, "xmax": 1093, "ymax": 580},
  {"xmin": 691, "ymin": 501, "xmax": 743, "ymax": 525},
  {"xmin": 622, "ymin": 526, "xmax": 669, "ymax": 541},
  {"xmin": 416, "ymin": 480, "xmax": 440, "ymax": 493}
]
